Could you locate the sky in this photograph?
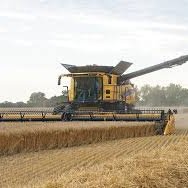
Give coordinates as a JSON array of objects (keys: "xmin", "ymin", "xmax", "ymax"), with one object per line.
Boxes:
[{"xmin": 1, "ymin": 0, "xmax": 188, "ymax": 102}]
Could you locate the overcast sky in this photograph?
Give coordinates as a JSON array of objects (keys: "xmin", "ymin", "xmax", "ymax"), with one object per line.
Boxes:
[{"xmin": 1, "ymin": 0, "xmax": 188, "ymax": 102}]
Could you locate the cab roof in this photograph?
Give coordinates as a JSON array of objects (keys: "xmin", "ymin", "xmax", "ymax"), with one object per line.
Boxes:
[{"xmin": 61, "ymin": 61, "xmax": 132, "ymax": 75}]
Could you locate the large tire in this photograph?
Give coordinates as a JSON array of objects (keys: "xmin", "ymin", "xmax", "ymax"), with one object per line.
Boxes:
[{"xmin": 61, "ymin": 113, "xmax": 72, "ymax": 121}]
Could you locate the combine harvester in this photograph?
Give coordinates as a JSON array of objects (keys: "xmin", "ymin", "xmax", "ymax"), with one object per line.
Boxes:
[{"xmin": 1, "ymin": 55, "xmax": 188, "ymax": 135}]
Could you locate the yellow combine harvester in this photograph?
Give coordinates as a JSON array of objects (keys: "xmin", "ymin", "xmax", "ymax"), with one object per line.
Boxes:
[
  {"xmin": 53, "ymin": 55, "xmax": 188, "ymax": 134},
  {"xmin": 1, "ymin": 55, "xmax": 188, "ymax": 135}
]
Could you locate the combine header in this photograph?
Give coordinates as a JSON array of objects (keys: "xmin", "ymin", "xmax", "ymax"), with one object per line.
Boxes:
[{"xmin": 1, "ymin": 55, "xmax": 188, "ymax": 135}]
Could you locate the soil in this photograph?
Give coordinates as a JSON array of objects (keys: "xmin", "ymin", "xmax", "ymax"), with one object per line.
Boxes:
[{"xmin": 175, "ymin": 113, "xmax": 188, "ymax": 129}]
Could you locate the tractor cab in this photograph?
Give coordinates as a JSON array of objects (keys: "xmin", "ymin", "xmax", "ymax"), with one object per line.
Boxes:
[{"xmin": 74, "ymin": 76, "xmax": 102, "ymax": 102}]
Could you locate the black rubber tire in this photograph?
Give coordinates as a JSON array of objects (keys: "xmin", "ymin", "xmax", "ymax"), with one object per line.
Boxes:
[{"xmin": 62, "ymin": 113, "xmax": 72, "ymax": 121}]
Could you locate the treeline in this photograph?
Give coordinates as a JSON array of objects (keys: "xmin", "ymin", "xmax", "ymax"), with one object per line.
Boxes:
[
  {"xmin": 0, "ymin": 92, "xmax": 67, "ymax": 108},
  {"xmin": 138, "ymin": 83, "xmax": 188, "ymax": 106},
  {"xmin": 0, "ymin": 84, "xmax": 188, "ymax": 107}
]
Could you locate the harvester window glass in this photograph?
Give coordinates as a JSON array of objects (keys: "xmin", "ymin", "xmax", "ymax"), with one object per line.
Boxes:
[
  {"xmin": 106, "ymin": 90, "xmax": 110, "ymax": 94},
  {"xmin": 108, "ymin": 76, "xmax": 112, "ymax": 84},
  {"xmin": 74, "ymin": 77, "xmax": 102, "ymax": 102}
]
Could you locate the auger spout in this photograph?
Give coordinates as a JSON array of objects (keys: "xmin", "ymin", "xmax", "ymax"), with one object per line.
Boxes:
[{"xmin": 119, "ymin": 55, "xmax": 188, "ymax": 82}]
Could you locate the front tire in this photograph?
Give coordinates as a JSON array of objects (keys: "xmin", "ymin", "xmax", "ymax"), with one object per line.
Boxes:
[{"xmin": 61, "ymin": 113, "xmax": 72, "ymax": 121}]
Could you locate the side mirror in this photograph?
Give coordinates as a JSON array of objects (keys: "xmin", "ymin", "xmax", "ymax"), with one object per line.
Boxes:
[{"xmin": 58, "ymin": 75, "xmax": 61, "ymax": 85}]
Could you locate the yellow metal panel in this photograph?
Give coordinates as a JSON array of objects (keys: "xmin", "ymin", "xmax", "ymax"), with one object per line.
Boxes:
[
  {"xmin": 102, "ymin": 74, "xmax": 118, "ymax": 101},
  {"xmin": 66, "ymin": 72, "xmax": 137, "ymax": 105},
  {"xmin": 103, "ymin": 85, "xmax": 117, "ymax": 101},
  {"xmin": 164, "ymin": 115, "xmax": 176, "ymax": 135},
  {"xmin": 69, "ymin": 78, "xmax": 74, "ymax": 101}
]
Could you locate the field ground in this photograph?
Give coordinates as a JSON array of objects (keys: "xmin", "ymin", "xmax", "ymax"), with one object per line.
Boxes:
[
  {"xmin": 175, "ymin": 113, "xmax": 188, "ymax": 129},
  {"xmin": 0, "ymin": 113, "xmax": 187, "ymax": 187}
]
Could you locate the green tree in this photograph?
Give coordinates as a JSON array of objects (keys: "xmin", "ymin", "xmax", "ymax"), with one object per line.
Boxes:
[
  {"xmin": 15, "ymin": 102, "xmax": 27, "ymax": 107},
  {"xmin": 138, "ymin": 85, "xmax": 152, "ymax": 106},
  {"xmin": 27, "ymin": 92, "xmax": 47, "ymax": 107},
  {"xmin": 138, "ymin": 83, "xmax": 188, "ymax": 106},
  {"xmin": 165, "ymin": 84, "xmax": 183, "ymax": 106},
  {"xmin": 46, "ymin": 95, "xmax": 67, "ymax": 107}
]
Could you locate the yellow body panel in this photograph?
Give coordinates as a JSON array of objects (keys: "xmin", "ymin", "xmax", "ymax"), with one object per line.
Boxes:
[
  {"xmin": 67, "ymin": 72, "xmax": 136, "ymax": 105},
  {"xmin": 164, "ymin": 115, "xmax": 176, "ymax": 135}
]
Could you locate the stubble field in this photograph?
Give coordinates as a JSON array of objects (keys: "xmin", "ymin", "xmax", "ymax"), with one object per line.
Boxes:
[{"xmin": 0, "ymin": 113, "xmax": 187, "ymax": 188}]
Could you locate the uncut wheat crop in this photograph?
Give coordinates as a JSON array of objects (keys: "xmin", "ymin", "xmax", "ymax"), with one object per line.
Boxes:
[{"xmin": 0, "ymin": 114, "xmax": 187, "ymax": 188}]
